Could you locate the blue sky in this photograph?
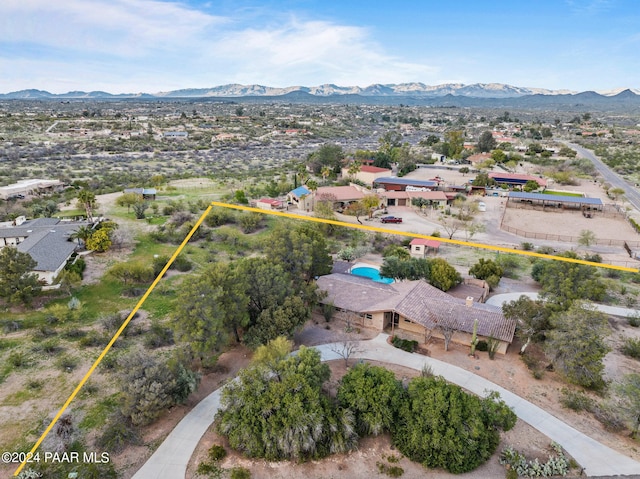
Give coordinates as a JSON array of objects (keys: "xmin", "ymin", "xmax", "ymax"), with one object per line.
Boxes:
[{"xmin": 0, "ymin": 0, "xmax": 638, "ymax": 93}]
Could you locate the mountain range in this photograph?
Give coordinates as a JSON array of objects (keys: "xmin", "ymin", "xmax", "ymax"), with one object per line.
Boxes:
[
  {"xmin": 2, "ymin": 82, "xmax": 639, "ymax": 99},
  {"xmin": 2, "ymin": 83, "xmax": 640, "ymax": 112}
]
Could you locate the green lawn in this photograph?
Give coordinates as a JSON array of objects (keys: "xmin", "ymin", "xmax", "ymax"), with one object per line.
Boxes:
[{"xmin": 540, "ymin": 190, "xmax": 584, "ymax": 197}]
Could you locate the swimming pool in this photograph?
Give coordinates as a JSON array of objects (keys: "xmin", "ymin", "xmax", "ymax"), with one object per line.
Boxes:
[{"xmin": 351, "ymin": 266, "xmax": 394, "ymax": 284}]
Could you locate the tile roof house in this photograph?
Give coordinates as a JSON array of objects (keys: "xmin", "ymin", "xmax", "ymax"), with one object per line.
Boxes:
[
  {"xmin": 317, "ymin": 273, "xmax": 515, "ymax": 354},
  {"xmin": 0, "ymin": 218, "xmax": 86, "ymax": 284},
  {"xmin": 287, "ymin": 186, "xmax": 312, "ymax": 210},
  {"xmin": 341, "ymin": 164, "xmax": 392, "ymax": 185}
]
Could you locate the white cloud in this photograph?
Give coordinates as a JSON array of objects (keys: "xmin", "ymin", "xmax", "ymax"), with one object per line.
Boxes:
[
  {"xmin": 0, "ymin": 0, "xmax": 226, "ymax": 57},
  {"xmin": 0, "ymin": 3, "xmax": 441, "ymax": 91},
  {"xmin": 208, "ymin": 18, "xmax": 439, "ymax": 87}
]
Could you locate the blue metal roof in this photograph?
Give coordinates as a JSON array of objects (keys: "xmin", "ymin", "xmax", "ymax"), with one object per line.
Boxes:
[
  {"xmin": 509, "ymin": 191, "xmax": 603, "ymax": 205},
  {"xmin": 374, "ymin": 177, "xmax": 438, "ymax": 187},
  {"xmin": 290, "ymin": 186, "xmax": 310, "ymax": 198}
]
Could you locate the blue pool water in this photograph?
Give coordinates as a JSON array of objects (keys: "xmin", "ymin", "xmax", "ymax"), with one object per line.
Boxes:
[{"xmin": 351, "ymin": 266, "xmax": 394, "ymax": 284}]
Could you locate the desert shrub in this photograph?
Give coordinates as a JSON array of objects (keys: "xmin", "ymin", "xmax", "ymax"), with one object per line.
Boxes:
[
  {"xmin": 173, "ymin": 255, "xmax": 192, "ymax": 272},
  {"xmin": 229, "ymin": 467, "xmax": 251, "ymax": 479},
  {"xmin": 628, "ymin": 314, "xmax": 640, "ymax": 327},
  {"xmin": 56, "ymin": 354, "xmax": 79, "ymax": 372},
  {"xmin": 520, "ymin": 242, "xmax": 534, "ymax": 251},
  {"xmin": 621, "ymin": 337, "xmax": 640, "ymax": 359},
  {"xmin": 100, "ymin": 313, "xmax": 124, "ymax": 333},
  {"xmin": 499, "ymin": 442, "xmax": 570, "ymax": 478},
  {"xmin": 391, "ymin": 336, "xmax": 418, "ymax": 353},
  {"xmin": 7, "ymin": 351, "xmax": 30, "ymax": 368},
  {"xmin": 536, "ymin": 246, "xmax": 555, "ymax": 255},
  {"xmin": 593, "ymin": 404, "xmax": 625, "ymax": 432},
  {"xmin": 559, "ymin": 388, "xmax": 594, "ymax": 412},
  {"xmin": 322, "ymin": 302, "xmax": 335, "ymax": 322},
  {"xmin": 207, "ymin": 444, "xmax": 227, "ymax": 462},
  {"xmin": 152, "ymin": 255, "xmax": 170, "ymax": 277},
  {"xmin": 96, "ymin": 412, "xmax": 140, "ymax": 453},
  {"xmin": 79, "ymin": 331, "xmax": 109, "ymax": 348},
  {"xmin": 144, "ymin": 323, "xmax": 174, "ymax": 349}
]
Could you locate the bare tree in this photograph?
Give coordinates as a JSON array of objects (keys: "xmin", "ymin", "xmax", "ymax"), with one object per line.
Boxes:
[
  {"xmin": 330, "ymin": 341, "xmax": 362, "ymax": 367},
  {"xmin": 435, "ymin": 311, "xmax": 459, "ymax": 352}
]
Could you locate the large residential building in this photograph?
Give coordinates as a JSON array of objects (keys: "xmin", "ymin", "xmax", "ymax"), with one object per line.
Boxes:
[
  {"xmin": 341, "ymin": 165, "xmax": 392, "ymax": 185},
  {"xmin": 0, "ymin": 217, "xmax": 85, "ymax": 284}
]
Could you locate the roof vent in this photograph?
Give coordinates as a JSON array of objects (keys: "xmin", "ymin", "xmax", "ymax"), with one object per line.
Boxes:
[{"xmin": 465, "ymin": 296, "xmax": 474, "ymax": 308}]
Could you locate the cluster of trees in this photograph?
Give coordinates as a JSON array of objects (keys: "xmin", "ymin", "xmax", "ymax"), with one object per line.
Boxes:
[
  {"xmin": 173, "ymin": 223, "xmax": 333, "ymax": 357},
  {"xmin": 380, "ymin": 256, "xmax": 462, "ymax": 292},
  {"xmin": 504, "ymin": 254, "xmax": 610, "ymax": 390},
  {"xmin": 0, "ymin": 246, "xmax": 42, "ymax": 306},
  {"xmin": 216, "ymin": 341, "xmax": 516, "ymax": 473}
]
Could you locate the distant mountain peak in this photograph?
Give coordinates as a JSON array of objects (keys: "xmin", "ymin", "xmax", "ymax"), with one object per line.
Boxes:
[{"xmin": 0, "ymin": 83, "xmax": 637, "ymax": 102}]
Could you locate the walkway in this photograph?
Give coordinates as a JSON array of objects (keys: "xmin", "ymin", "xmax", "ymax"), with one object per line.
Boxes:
[
  {"xmin": 486, "ymin": 292, "xmax": 640, "ymax": 317},
  {"xmin": 132, "ymin": 334, "xmax": 640, "ymax": 478}
]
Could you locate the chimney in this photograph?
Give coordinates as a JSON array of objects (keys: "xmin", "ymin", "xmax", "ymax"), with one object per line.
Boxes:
[{"xmin": 465, "ymin": 296, "xmax": 474, "ymax": 308}]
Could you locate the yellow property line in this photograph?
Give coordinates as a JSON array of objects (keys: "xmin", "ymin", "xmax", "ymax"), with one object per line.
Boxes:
[
  {"xmin": 210, "ymin": 201, "xmax": 639, "ymax": 273},
  {"xmin": 14, "ymin": 205, "xmax": 213, "ymax": 477}
]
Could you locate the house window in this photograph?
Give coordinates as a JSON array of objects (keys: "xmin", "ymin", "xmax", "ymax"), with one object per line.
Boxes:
[
  {"xmin": 414, "ymin": 246, "xmax": 422, "ymax": 251},
  {"xmin": 365, "ymin": 314, "xmax": 373, "ymax": 320},
  {"xmin": 403, "ymin": 318, "xmax": 412, "ymax": 324}
]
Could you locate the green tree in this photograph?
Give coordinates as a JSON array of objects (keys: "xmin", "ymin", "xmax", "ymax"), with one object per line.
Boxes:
[
  {"xmin": 382, "ymin": 244, "xmax": 410, "ymax": 260},
  {"xmin": 173, "ymin": 274, "xmax": 230, "ymax": 360},
  {"xmin": 344, "ymin": 201, "xmax": 369, "ymax": 224},
  {"xmin": 346, "ymin": 161, "xmax": 361, "ymax": 179},
  {"xmin": 523, "ymin": 180, "xmax": 540, "ymax": 192},
  {"xmin": 337, "ymin": 363, "xmax": 404, "ymax": 436},
  {"xmin": 459, "ymin": 166, "xmax": 470, "ymax": 176},
  {"xmin": 445, "ymin": 130, "xmax": 465, "ymax": 158},
  {"xmin": 616, "ymin": 373, "xmax": 640, "ymax": 438},
  {"xmin": 471, "ymin": 172, "xmax": 496, "ymax": 187},
  {"xmin": 491, "ymin": 149, "xmax": 507, "ymax": 163},
  {"xmin": 77, "ymin": 189, "xmax": 97, "ymax": 221},
  {"xmin": 361, "ymin": 194, "xmax": 380, "ymax": 218},
  {"xmin": 393, "ymin": 376, "xmax": 515, "ymax": 474},
  {"xmin": 0, "ymin": 246, "xmax": 41, "ymax": 306},
  {"xmin": 531, "ymin": 254, "xmax": 605, "ymax": 308},
  {"xmin": 116, "ymin": 192, "xmax": 143, "ymax": 212},
  {"xmin": 69, "ymin": 225, "xmax": 94, "ymax": 246},
  {"xmin": 132, "ymin": 201, "xmax": 148, "ymax": 219},
  {"xmin": 307, "ymin": 144, "xmax": 345, "ymax": 174},
  {"xmin": 477, "ymin": 131, "xmax": 496, "ymax": 152},
  {"xmin": 118, "ymin": 351, "xmax": 199, "ymax": 426},
  {"xmin": 502, "ymin": 295, "xmax": 551, "ymax": 354},
  {"xmin": 578, "ymin": 229, "xmax": 597, "ymax": 248},
  {"xmin": 216, "ymin": 346, "xmax": 357, "ymax": 460},
  {"xmin": 428, "ymin": 258, "xmax": 462, "ymax": 291},
  {"xmin": 266, "ymin": 224, "xmax": 332, "ymax": 283},
  {"xmin": 546, "ymin": 302, "xmax": 610, "ymax": 390},
  {"xmin": 243, "ymin": 296, "xmax": 309, "ymax": 347},
  {"xmin": 469, "ymin": 258, "xmax": 504, "ymax": 289}
]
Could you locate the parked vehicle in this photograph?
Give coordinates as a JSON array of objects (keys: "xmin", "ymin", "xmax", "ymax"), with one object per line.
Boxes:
[{"xmin": 381, "ymin": 216, "xmax": 403, "ymax": 223}]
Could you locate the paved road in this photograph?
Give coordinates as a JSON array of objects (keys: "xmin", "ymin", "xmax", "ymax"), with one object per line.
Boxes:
[
  {"xmin": 132, "ymin": 334, "xmax": 640, "ymax": 478},
  {"xmin": 564, "ymin": 141, "xmax": 640, "ymax": 212}
]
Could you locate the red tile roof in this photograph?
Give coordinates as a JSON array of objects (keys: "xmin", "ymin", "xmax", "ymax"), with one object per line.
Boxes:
[
  {"xmin": 410, "ymin": 238, "xmax": 441, "ymax": 248},
  {"xmin": 360, "ymin": 165, "xmax": 392, "ymax": 173}
]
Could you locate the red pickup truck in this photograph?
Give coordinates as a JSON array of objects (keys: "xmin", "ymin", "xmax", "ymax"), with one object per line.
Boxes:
[{"xmin": 381, "ymin": 216, "xmax": 403, "ymax": 224}]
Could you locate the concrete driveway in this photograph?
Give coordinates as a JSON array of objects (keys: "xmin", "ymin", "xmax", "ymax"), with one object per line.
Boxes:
[{"xmin": 132, "ymin": 334, "xmax": 640, "ymax": 478}]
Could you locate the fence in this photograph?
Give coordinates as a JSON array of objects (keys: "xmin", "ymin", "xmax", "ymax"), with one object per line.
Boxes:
[{"xmin": 499, "ymin": 223, "xmax": 640, "ymax": 248}]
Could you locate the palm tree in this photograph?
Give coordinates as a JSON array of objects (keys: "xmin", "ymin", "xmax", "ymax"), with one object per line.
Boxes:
[
  {"xmin": 77, "ymin": 189, "xmax": 97, "ymax": 222},
  {"xmin": 320, "ymin": 165, "xmax": 332, "ymax": 185},
  {"xmin": 70, "ymin": 225, "xmax": 94, "ymax": 247}
]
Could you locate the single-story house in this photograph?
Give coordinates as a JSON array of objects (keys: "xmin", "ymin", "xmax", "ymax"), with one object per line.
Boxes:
[
  {"xmin": 341, "ymin": 165, "xmax": 392, "ymax": 186},
  {"xmin": 374, "ymin": 177, "xmax": 438, "ymax": 192},
  {"xmin": 0, "ymin": 218, "xmax": 86, "ymax": 284},
  {"xmin": 256, "ymin": 198, "xmax": 282, "ymax": 210},
  {"xmin": 466, "ymin": 153, "xmax": 492, "ymax": 167},
  {"xmin": 314, "ymin": 185, "xmax": 370, "ymax": 211},
  {"xmin": 409, "ymin": 238, "xmax": 441, "ymax": 257},
  {"xmin": 287, "ymin": 186, "xmax": 312, "ymax": 210},
  {"xmin": 488, "ymin": 172, "xmax": 547, "ymax": 188},
  {"xmin": 317, "ymin": 273, "xmax": 515, "ymax": 354},
  {"xmin": 0, "ymin": 179, "xmax": 63, "ymax": 200},
  {"xmin": 123, "ymin": 187, "xmax": 157, "ymax": 200},
  {"xmin": 382, "ymin": 190, "xmax": 448, "ymax": 208},
  {"xmin": 163, "ymin": 131, "xmax": 188, "ymax": 139}
]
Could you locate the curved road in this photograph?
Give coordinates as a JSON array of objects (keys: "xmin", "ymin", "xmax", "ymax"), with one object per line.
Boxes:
[
  {"xmin": 564, "ymin": 141, "xmax": 640, "ymax": 212},
  {"xmin": 133, "ymin": 334, "xmax": 640, "ymax": 478}
]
